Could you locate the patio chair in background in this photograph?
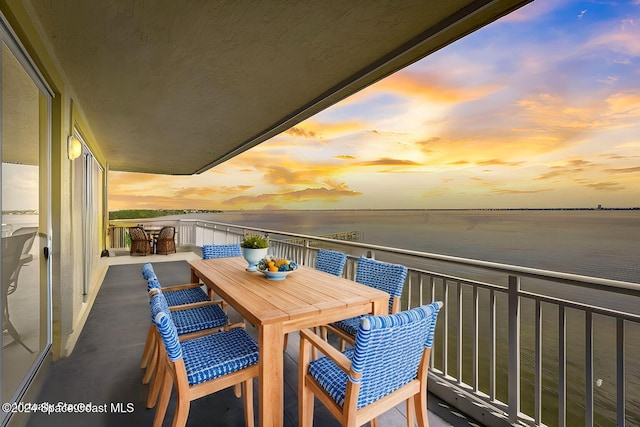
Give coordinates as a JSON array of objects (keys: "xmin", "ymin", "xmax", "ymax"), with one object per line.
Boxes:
[
  {"xmin": 321, "ymin": 256, "xmax": 408, "ymax": 350},
  {"xmin": 299, "ymin": 301, "xmax": 443, "ymax": 427},
  {"xmin": 201, "ymin": 243, "xmax": 242, "ymax": 304},
  {"xmin": 155, "ymin": 226, "xmax": 176, "ymax": 255},
  {"xmin": 6, "ymin": 227, "xmax": 38, "ymax": 296},
  {"xmin": 202, "ymin": 243, "xmax": 242, "ymax": 259},
  {"xmin": 2, "ymin": 232, "xmax": 36, "ymax": 353},
  {"xmin": 149, "ymin": 291, "xmax": 259, "ymax": 427},
  {"xmin": 315, "ymin": 249, "xmax": 347, "ymax": 277},
  {"xmin": 129, "ymin": 226, "xmax": 152, "ymax": 256},
  {"xmin": 284, "ymin": 248, "xmax": 348, "ymax": 350}
]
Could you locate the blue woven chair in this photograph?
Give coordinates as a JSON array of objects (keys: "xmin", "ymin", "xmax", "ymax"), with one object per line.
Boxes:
[
  {"xmin": 149, "ymin": 291, "xmax": 259, "ymax": 427},
  {"xmin": 316, "ymin": 249, "xmax": 347, "ymax": 277},
  {"xmin": 201, "ymin": 243, "xmax": 242, "ymax": 302},
  {"xmin": 141, "ymin": 262, "xmax": 210, "ymax": 306},
  {"xmin": 299, "ymin": 302, "xmax": 442, "ymax": 427},
  {"xmin": 140, "ymin": 263, "xmax": 213, "ymax": 374},
  {"xmin": 202, "ymin": 243, "xmax": 242, "ymax": 259},
  {"xmin": 286, "ymin": 249, "xmax": 347, "ymax": 351},
  {"xmin": 322, "ymin": 256, "xmax": 408, "ymax": 349},
  {"xmin": 142, "ymin": 282, "xmax": 229, "ymax": 387}
]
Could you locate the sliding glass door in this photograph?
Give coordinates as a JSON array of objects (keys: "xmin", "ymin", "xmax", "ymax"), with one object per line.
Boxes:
[{"xmin": 1, "ymin": 15, "xmax": 52, "ymax": 423}]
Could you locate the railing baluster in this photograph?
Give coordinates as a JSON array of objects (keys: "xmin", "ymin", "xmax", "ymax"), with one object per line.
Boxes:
[
  {"xmin": 535, "ymin": 299, "xmax": 542, "ymax": 425},
  {"xmin": 617, "ymin": 318, "xmax": 625, "ymax": 427},
  {"xmin": 490, "ymin": 288, "xmax": 496, "ymax": 402},
  {"xmin": 585, "ymin": 310, "xmax": 593, "ymax": 427},
  {"xmin": 457, "ymin": 281, "xmax": 463, "ymax": 385},
  {"xmin": 559, "ymin": 305, "xmax": 567, "ymax": 427},
  {"xmin": 407, "ymin": 273, "xmax": 413, "ymax": 310},
  {"xmin": 508, "ymin": 275, "xmax": 521, "ymax": 422},
  {"xmin": 443, "ymin": 279, "xmax": 449, "ymax": 378},
  {"xmin": 473, "ymin": 285, "xmax": 478, "ymax": 393}
]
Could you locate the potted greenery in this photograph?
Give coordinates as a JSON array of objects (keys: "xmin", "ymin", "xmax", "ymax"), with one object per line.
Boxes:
[{"xmin": 240, "ymin": 234, "xmax": 269, "ymax": 271}]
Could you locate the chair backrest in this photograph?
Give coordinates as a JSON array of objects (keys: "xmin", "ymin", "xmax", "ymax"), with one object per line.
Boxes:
[
  {"xmin": 142, "ymin": 262, "xmax": 156, "ymax": 280},
  {"xmin": 355, "ymin": 256, "xmax": 408, "ymax": 314},
  {"xmin": 147, "ymin": 277, "xmax": 162, "ymax": 293},
  {"xmin": 350, "ymin": 301, "xmax": 441, "ymax": 409},
  {"xmin": 2, "ymin": 234, "xmax": 32, "ymax": 285},
  {"xmin": 202, "ymin": 243, "xmax": 241, "ymax": 259},
  {"xmin": 315, "ymin": 249, "xmax": 347, "ymax": 277},
  {"xmin": 149, "ymin": 291, "xmax": 182, "ymax": 361},
  {"xmin": 11, "ymin": 227, "xmax": 38, "ymax": 256},
  {"xmin": 129, "ymin": 226, "xmax": 149, "ymax": 241},
  {"xmin": 158, "ymin": 226, "xmax": 174, "ymax": 239}
]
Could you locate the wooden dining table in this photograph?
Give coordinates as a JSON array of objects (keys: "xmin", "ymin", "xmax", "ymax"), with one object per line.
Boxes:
[{"xmin": 188, "ymin": 256, "xmax": 389, "ymax": 427}]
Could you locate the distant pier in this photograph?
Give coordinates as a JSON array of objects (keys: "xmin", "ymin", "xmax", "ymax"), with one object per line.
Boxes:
[{"xmin": 285, "ymin": 230, "xmax": 362, "ymax": 246}]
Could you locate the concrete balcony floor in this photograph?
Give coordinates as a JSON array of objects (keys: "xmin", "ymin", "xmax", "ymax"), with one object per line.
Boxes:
[{"xmin": 26, "ymin": 253, "xmax": 483, "ymax": 427}]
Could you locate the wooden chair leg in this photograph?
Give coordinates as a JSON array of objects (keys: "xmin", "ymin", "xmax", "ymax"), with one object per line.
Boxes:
[
  {"xmin": 234, "ymin": 383, "xmax": 242, "ymax": 398},
  {"xmin": 414, "ymin": 391, "xmax": 429, "ymax": 427},
  {"xmin": 141, "ymin": 326, "xmax": 155, "ymax": 368},
  {"xmin": 243, "ymin": 379, "xmax": 254, "ymax": 427},
  {"xmin": 172, "ymin": 393, "xmax": 191, "ymax": 427},
  {"xmin": 152, "ymin": 364, "xmax": 173, "ymax": 427},
  {"xmin": 142, "ymin": 339, "xmax": 158, "ymax": 384},
  {"xmin": 147, "ymin": 352, "xmax": 164, "ymax": 408},
  {"xmin": 300, "ymin": 379, "xmax": 314, "ymax": 427},
  {"xmin": 406, "ymin": 397, "xmax": 416, "ymax": 427},
  {"xmin": 283, "ymin": 333, "xmax": 289, "ymax": 351}
]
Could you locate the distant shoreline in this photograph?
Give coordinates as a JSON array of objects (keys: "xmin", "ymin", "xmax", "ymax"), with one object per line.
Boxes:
[{"xmin": 102, "ymin": 206, "xmax": 640, "ymax": 217}]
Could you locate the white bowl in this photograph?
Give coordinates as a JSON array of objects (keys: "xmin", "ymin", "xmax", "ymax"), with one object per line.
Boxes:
[{"xmin": 259, "ymin": 269, "xmax": 295, "ymax": 280}]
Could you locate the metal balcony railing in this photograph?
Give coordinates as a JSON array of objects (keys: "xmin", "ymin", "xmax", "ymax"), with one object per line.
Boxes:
[{"xmin": 108, "ymin": 218, "xmax": 640, "ymax": 427}]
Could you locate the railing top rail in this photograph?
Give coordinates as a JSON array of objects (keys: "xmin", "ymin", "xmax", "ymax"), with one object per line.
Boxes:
[{"xmin": 111, "ymin": 217, "xmax": 640, "ymax": 292}]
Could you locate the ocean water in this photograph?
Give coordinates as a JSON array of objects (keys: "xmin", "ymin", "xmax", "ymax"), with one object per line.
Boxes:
[
  {"xmin": 199, "ymin": 209, "xmax": 640, "ymax": 425},
  {"xmin": 200, "ymin": 209, "xmax": 639, "ymax": 284}
]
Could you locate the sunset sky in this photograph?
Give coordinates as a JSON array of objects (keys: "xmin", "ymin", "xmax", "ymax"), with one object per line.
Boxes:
[{"xmin": 109, "ymin": 0, "xmax": 640, "ymax": 211}]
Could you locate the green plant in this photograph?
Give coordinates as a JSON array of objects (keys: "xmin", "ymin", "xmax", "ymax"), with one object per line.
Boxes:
[{"xmin": 240, "ymin": 234, "xmax": 269, "ymax": 249}]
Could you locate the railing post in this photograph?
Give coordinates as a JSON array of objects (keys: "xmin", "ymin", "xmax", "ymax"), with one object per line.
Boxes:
[
  {"xmin": 303, "ymin": 240, "xmax": 310, "ymax": 266},
  {"xmin": 508, "ymin": 274, "xmax": 520, "ymax": 422}
]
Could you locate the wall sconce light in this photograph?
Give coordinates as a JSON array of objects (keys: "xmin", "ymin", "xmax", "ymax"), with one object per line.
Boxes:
[{"xmin": 68, "ymin": 135, "xmax": 82, "ymax": 160}]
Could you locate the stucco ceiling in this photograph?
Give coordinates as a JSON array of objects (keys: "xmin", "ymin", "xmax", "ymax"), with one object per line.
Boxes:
[{"xmin": 26, "ymin": 0, "xmax": 531, "ymax": 175}]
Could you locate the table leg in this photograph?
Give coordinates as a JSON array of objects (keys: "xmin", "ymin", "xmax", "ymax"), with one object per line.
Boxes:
[
  {"xmin": 258, "ymin": 322, "xmax": 284, "ymax": 427},
  {"xmin": 190, "ymin": 268, "xmax": 199, "ymax": 284}
]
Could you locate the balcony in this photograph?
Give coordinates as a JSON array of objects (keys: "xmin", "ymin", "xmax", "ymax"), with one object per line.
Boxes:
[
  {"xmin": 26, "ymin": 249, "xmax": 464, "ymax": 427},
  {"xmin": 27, "ymin": 217, "xmax": 640, "ymax": 427}
]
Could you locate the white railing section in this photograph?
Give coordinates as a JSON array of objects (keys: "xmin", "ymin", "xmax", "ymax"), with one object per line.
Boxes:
[{"xmin": 108, "ymin": 218, "xmax": 640, "ymax": 427}]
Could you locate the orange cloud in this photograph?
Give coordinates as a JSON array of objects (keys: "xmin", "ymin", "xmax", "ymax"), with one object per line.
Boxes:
[
  {"xmin": 476, "ymin": 159, "xmax": 525, "ymax": 167},
  {"xmin": 603, "ymin": 166, "xmax": 640, "ymax": 173},
  {"xmin": 373, "ymin": 72, "xmax": 501, "ymax": 104},
  {"xmin": 584, "ymin": 181, "xmax": 625, "ymax": 191},
  {"xmin": 286, "ymin": 126, "xmax": 318, "ymax": 138},
  {"xmin": 490, "ymin": 188, "xmax": 551, "ymax": 195},
  {"xmin": 221, "ymin": 185, "xmax": 362, "ymax": 207},
  {"xmin": 358, "ymin": 158, "xmax": 421, "ymax": 166}
]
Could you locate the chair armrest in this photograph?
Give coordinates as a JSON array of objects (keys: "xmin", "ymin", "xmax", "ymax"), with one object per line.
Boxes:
[
  {"xmin": 161, "ymin": 282, "xmax": 204, "ymax": 291},
  {"xmin": 299, "ymin": 329, "xmax": 351, "ymax": 374},
  {"xmin": 168, "ymin": 300, "xmax": 224, "ymax": 311}
]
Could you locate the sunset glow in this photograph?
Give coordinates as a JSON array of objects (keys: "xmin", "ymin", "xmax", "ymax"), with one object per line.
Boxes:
[{"xmin": 109, "ymin": 1, "xmax": 640, "ymax": 211}]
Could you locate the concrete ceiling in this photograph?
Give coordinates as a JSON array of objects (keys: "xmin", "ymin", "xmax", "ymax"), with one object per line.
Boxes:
[{"xmin": 26, "ymin": 0, "xmax": 531, "ymax": 175}]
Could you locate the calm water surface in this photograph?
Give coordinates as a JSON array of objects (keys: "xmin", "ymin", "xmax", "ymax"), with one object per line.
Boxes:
[
  {"xmin": 201, "ymin": 209, "xmax": 639, "ymax": 283},
  {"xmin": 196, "ymin": 209, "xmax": 640, "ymax": 425}
]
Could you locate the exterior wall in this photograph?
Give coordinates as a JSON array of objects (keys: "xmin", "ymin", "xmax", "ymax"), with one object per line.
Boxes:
[{"xmin": 0, "ymin": 1, "xmax": 108, "ymax": 364}]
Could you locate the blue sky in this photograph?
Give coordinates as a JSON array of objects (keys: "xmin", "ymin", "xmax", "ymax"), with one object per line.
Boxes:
[{"xmin": 110, "ymin": 1, "xmax": 640, "ymax": 211}]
